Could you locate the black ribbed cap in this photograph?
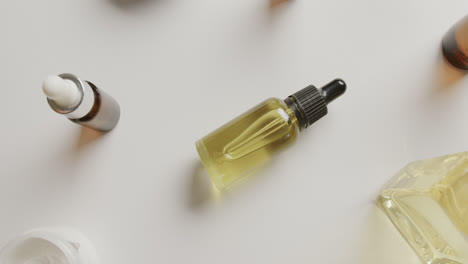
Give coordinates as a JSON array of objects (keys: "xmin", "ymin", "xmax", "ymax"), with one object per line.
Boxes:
[
  {"xmin": 287, "ymin": 85, "xmax": 327, "ymax": 128},
  {"xmin": 285, "ymin": 79, "xmax": 346, "ymax": 129}
]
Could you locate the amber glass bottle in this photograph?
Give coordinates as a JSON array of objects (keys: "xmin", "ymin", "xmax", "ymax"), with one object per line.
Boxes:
[
  {"xmin": 442, "ymin": 15, "xmax": 468, "ymax": 70},
  {"xmin": 196, "ymin": 79, "xmax": 346, "ymax": 189}
]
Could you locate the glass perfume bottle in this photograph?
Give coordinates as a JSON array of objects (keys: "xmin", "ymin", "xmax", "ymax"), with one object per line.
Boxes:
[
  {"xmin": 442, "ymin": 14, "xmax": 468, "ymax": 71},
  {"xmin": 196, "ymin": 79, "xmax": 346, "ymax": 189},
  {"xmin": 377, "ymin": 152, "xmax": 468, "ymax": 264}
]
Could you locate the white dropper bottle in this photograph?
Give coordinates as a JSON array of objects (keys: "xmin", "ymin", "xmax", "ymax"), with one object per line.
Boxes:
[{"xmin": 42, "ymin": 73, "xmax": 120, "ymax": 131}]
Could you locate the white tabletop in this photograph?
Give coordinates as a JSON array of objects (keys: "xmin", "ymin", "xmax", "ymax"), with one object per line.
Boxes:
[{"xmin": 1, "ymin": 0, "xmax": 468, "ymax": 263}]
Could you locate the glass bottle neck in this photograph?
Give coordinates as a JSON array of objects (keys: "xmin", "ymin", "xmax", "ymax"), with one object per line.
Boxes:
[{"xmin": 284, "ymin": 97, "xmax": 307, "ymax": 129}]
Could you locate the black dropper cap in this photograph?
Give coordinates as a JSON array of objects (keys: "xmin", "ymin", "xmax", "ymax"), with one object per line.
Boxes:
[{"xmin": 284, "ymin": 79, "xmax": 346, "ymax": 129}]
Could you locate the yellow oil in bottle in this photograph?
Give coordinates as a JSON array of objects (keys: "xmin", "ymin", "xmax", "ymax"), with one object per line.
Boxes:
[
  {"xmin": 195, "ymin": 79, "xmax": 346, "ymax": 189},
  {"xmin": 378, "ymin": 152, "xmax": 468, "ymax": 264},
  {"xmin": 196, "ymin": 98, "xmax": 300, "ymax": 189}
]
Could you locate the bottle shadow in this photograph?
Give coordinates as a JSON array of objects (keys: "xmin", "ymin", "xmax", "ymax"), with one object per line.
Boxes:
[
  {"xmin": 75, "ymin": 127, "xmax": 107, "ymax": 150},
  {"xmin": 30, "ymin": 127, "xmax": 108, "ymax": 189},
  {"xmin": 108, "ymin": 0, "xmax": 164, "ymax": 10},
  {"xmin": 359, "ymin": 204, "xmax": 420, "ymax": 263},
  {"xmin": 269, "ymin": 0, "xmax": 291, "ymax": 8},
  {"xmin": 186, "ymin": 161, "xmax": 223, "ymax": 210},
  {"xmin": 331, "ymin": 203, "xmax": 421, "ymax": 263},
  {"xmin": 186, "ymin": 158, "xmax": 276, "ymax": 210},
  {"xmin": 432, "ymin": 51, "xmax": 465, "ymax": 93}
]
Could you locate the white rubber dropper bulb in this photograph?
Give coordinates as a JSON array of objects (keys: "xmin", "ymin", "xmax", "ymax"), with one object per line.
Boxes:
[{"xmin": 42, "ymin": 75, "xmax": 81, "ymax": 109}]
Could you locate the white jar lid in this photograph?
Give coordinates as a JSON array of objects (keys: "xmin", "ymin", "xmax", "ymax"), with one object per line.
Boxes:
[{"xmin": 0, "ymin": 227, "xmax": 98, "ymax": 264}]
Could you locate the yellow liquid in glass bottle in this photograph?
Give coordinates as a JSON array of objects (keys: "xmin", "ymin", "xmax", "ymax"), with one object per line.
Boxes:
[
  {"xmin": 196, "ymin": 98, "xmax": 300, "ymax": 189},
  {"xmin": 378, "ymin": 152, "xmax": 468, "ymax": 264}
]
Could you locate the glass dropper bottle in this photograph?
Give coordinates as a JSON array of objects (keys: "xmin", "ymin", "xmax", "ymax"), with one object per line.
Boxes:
[
  {"xmin": 42, "ymin": 73, "xmax": 120, "ymax": 131},
  {"xmin": 196, "ymin": 79, "xmax": 347, "ymax": 189}
]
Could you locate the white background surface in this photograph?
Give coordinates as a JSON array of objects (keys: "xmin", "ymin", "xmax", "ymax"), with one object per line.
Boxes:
[{"xmin": 1, "ymin": 0, "xmax": 468, "ymax": 263}]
